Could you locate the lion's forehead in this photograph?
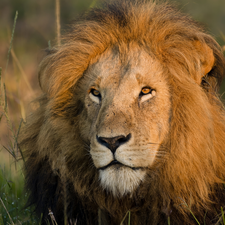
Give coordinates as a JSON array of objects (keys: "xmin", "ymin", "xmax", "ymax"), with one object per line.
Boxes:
[{"xmin": 87, "ymin": 47, "xmax": 166, "ymax": 97}]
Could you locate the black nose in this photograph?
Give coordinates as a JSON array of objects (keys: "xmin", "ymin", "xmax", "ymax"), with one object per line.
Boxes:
[{"xmin": 97, "ymin": 134, "xmax": 131, "ymax": 154}]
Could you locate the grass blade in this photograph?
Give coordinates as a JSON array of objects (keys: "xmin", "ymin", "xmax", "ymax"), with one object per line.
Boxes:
[
  {"xmin": 221, "ymin": 207, "xmax": 225, "ymax": 225},
  {"xmin": 0, "ymin": 67, "xmax": 2, "ymax": 86},
  {"xmin": 48, "ymin": 40, "xmax": 51, "ymax": 49},
  {"xmin": 15, "ymin": 118, "xmax": 23, "ymax": 146},
  {"xmin": 168, "ymin": 216, "xmax": 170, "ymax": 225},
  {"xmin": 128, "ymin": 211, "xmax": 131, "ymax": 225},
  {"xmin": 120, "ymin": 211, "xmax": 130, "ymax": 225},
  {"xmin": 4, "ymin": 83, "xmax": 7, "ymax": 112},
  {"xmin": 98, "ymin": 208, "xmax": 101, "ymax": 225},
  {"xmin": 5, "ymin": 11, "xmax": 18, "ymax": 77},
  {"xmin": 0, "ymin": 197, "xmax": 15, "ymax": 225},
  {"xmin": 0, "ymin": 67, "xmax": 2, "ymax": 107},
  {"xmin": 179, "ymin": 200, "xmax": 201, "ymax": 225},
  {"xmin": 90, "ymin": 0, "xmax": 97, "ymax": 8},
  {"xmin": 3, "ymin": 145, "xmax": 16, "ymax": 158}
]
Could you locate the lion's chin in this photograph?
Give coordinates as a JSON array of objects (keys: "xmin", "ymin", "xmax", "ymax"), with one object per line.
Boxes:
[{"xmin": 99, "ymin": 165, "xmax": 146, "ymax": 197}]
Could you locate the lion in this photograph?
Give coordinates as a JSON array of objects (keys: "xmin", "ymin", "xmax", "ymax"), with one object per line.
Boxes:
[{"xmin": 19, "ymin": 0, "xmax": 225, "ymax": 224}]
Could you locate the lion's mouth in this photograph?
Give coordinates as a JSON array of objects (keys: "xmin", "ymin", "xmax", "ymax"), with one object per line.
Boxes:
[{"xmin": 99, "ymin": 160, "xmax": 141, "ymax": 171}]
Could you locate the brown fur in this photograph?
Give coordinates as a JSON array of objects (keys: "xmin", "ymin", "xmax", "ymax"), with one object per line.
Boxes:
[{"xmin": 20, "ymin": 0, "xmax": 225, "ymax": 224}]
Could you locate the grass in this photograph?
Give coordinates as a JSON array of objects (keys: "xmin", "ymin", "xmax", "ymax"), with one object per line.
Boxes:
[
  {"xmin": 0, "ymin": 10, "xmax": 39, "ymax": 225},
  {"xmin": 0, "ymin": 160, "xmax": 37, "ymax": 224}
]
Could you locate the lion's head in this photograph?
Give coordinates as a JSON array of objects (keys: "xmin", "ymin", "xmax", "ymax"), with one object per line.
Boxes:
[
  {"xmin": 20, "ymin": 0, "xmax": 225, "ymax": 224},
  {"xmin": 79, "ymin": 46, "xmax": 171, "ymax": 196}
]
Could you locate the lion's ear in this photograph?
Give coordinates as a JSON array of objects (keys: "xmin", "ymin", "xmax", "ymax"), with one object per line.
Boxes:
[{"xmin": 194, "ymin": 40, "xmax": 215, "ymax": 79}]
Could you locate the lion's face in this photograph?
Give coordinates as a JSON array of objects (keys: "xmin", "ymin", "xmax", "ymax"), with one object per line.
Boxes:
[{"xmin": 78, "ymin": 46, "xmax": 171, "ymax": 196}]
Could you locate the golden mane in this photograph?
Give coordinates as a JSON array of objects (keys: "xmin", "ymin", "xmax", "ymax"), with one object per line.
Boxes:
[{"xmin": 20, "ymin": 0, "xmax": 225, "ymax": 224}]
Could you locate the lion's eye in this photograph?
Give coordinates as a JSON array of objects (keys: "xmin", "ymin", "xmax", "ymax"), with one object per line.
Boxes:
[
  {"xmin": 91, "ymin": 89, "xmax": 100, "ymax": 97},
  {"xmin": 139, "ymin": 87, "xmax": 156, "ymax": 103},
  {"xmin": 89, "ymin": 88, "xmax": 101, "ymax": 104},
  {"xmin": 141, "ymin": 87, "xmax": 152, "ymax": 95}
]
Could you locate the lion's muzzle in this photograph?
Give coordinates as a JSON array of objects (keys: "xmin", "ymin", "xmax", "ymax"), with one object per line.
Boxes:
[{"xmin": 96, "ymin": 133, "xmax": 131, "ymax": 154}]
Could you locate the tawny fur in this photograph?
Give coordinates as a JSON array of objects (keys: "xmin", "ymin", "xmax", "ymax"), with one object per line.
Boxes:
[{"xmin": 19, "ymin": 0, "xmax": 225, "ymax": 224}]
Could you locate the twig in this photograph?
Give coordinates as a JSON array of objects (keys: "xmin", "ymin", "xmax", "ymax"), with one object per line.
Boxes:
[
  {"xmin": 0, "ymin": 197, "xmax": 15, "ymax": 225},
  {"xmin": 11, "ymin": 49, "xmax": 33, "ymax": 94},
  {"xmin": 55, "ymin": 0, "xmax": 61, "ymax": 46},
  {"xmin": 48, "ymin": 208, "xmax": 58, "ymax": 225}
]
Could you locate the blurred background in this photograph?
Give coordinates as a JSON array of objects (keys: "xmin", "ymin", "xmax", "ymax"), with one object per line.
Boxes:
[{"xmin": 0, "ymin": 0, "xmax": 225, "ymax": 148}]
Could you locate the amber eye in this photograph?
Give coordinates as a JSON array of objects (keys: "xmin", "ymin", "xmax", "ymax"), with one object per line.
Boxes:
[
  {"xmin": 89, "ymin": 88, "xmax": 101, "ymax": 103},
  {"xmin": 90, "ymin": 89, "xmax": 100, "ymax": 97},
  {"xmin": 141, "ymin": 87, "xmax": 152, "ymax": 95}
]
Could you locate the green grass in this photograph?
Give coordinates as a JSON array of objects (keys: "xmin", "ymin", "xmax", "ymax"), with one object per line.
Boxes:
[{"xmin": 0, "ymin": 160, "xmax": 38, "ymax": 224}]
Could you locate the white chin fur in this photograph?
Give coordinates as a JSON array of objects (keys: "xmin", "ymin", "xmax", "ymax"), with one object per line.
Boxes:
[{"xmin": 99, "ymin": 166, "xmax": 146, "ymax": 197}]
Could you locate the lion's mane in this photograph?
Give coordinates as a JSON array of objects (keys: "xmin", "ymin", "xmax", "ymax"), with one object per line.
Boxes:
[{"xmin": 20, "ymin": 0, "xmax": 225, "ymax": 224}]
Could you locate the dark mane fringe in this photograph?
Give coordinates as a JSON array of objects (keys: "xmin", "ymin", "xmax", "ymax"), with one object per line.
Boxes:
[{"xmin": 19, "ymin": 1, "xmax": 225, "ymax": 224}]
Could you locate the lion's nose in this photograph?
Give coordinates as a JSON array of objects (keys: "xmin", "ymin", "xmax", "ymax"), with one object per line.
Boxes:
[{"xmin": 97, "ymin": 134, "xmax": 131, "ymax": 154}]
